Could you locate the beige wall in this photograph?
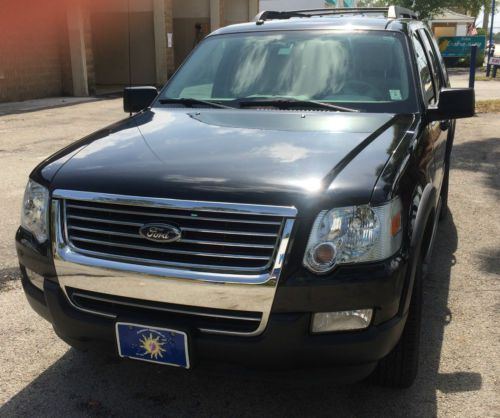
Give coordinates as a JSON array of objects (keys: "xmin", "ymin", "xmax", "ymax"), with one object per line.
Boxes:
[
  {"xmin": 433, "ymin": 24, "xmax": 457, "ymax": 38},
  {"xmin": 225, "ymin": 0, "xmax": 250, "ymax": 25},
  {"xmin": 173, "ymin": 0, "xmax": 210, "ymax": 67},
  {"xmin": 0, "ymin": 0, "xmax": 258, "ymax": 101},
  {"xmin": 0, "ymin": 0, "xmax": 71, "ymax": 102}
]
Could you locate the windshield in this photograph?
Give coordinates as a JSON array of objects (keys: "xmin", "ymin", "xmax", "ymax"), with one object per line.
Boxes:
[{"xmin": 159, "ymin": 30, "xmax": 418, "ymax": 113}]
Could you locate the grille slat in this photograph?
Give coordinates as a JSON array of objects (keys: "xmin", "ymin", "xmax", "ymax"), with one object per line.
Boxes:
[
  {"xmin": 64, "ymin": 198, "xmax": 289, "ymax": 273},
  {"xmin": 67, "ymin": 203, "xmax": 282, "ymax": 226},
  {"xmin": 68, "ymin": 288, "xmax": 262, "ymax": 334},
  {"xmin": 67, "ymin": 215, "xmax": 279, "ymax": 237},
  {"xmin": 70, "ymin": 236, "xmax": 271, "ymax": 260},
  {"xmin": 68, "ymin": 226, "xmax": 275, "ymax": 249}
]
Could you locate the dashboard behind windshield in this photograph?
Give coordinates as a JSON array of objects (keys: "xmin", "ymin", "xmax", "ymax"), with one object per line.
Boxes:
[{"xmin": 159, "ymin": 30, "xmax": 418, "ymax": 113}]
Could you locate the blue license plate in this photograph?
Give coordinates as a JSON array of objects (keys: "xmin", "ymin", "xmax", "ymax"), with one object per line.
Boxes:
[{"xmin": 116, "ymin": 322, "xmax": 190, "ymax": 368}]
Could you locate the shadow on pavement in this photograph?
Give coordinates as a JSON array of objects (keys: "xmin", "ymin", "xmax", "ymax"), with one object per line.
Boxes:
[
  {"xmin": 451, "ymin": 136, "xmax": 500, "ymax": 198},
  {"xmin": 0, "ymin": 213, "xmax": 481, "ymax": 417},
  {"xmin": 0, "ymin": 267, "xmax": 21, "ymax": 293}
]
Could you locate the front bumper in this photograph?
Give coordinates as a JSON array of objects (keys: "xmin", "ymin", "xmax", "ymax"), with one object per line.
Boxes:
[{"xmin": 17, "ymin": 227, "xmax": 409, "ymax": 380}]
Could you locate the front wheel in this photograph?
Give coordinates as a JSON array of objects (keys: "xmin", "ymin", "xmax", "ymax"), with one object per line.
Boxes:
[{"xmin": 370, "ymin": 256, "xmax": 424, "ymax": 388}]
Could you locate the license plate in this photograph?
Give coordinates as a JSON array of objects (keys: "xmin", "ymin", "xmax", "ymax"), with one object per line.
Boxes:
[{"xmin": 115, "ymin": 322, "xmax": 190, "ymax": 368}]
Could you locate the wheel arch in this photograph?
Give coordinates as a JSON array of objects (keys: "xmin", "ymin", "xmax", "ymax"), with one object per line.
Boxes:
[{"xmin": 400, "ymin": 183, "xmax": 438, "ymax": 315}]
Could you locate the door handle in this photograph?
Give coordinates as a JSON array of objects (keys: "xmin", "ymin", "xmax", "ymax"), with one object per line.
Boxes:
[{"xmin": 439, "ymin": 120, "xmax": 451, "ymax": 131}]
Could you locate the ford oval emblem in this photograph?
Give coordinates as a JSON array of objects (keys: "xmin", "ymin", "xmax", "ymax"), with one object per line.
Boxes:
[{"xmin": 139, "ymin": 223, "xmax": 182, "ymax": 243}]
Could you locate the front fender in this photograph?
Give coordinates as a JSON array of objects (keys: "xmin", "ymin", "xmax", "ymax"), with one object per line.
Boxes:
[{"xmin": 400, "ymin": 183, "xmax": 437, "ymax": 315}]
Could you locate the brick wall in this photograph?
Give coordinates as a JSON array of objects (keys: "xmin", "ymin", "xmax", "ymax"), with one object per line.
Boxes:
[
  {"xmin": 0, "ymin": 0, "xmax": 71, "ymax": 102},
  {"xmin": 164, "ymin": 0, "xmax": 175, "ymax": 77},
  {"xmin": 82, "ymin": 8, "xmax": 96, "ymax": 95}
]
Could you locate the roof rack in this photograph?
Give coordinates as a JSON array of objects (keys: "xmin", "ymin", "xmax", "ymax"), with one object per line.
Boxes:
[{"xmin": 254, "ymin": 6, "xmax": 418, "ymax": 24}]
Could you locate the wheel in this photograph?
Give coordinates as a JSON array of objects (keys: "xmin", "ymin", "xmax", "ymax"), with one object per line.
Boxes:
[{"xmin": 370, "ymin": 256, "xmax": 424, "ymax": 388}]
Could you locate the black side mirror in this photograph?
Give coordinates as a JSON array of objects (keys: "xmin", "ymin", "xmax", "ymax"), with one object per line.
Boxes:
[
  {"xmin": 123, "ymin": 86, "xmax": 158, "ymax": 113},
  {"xmin": 427, "ymin": 88, "xmax": 475, "ymax": 122}
]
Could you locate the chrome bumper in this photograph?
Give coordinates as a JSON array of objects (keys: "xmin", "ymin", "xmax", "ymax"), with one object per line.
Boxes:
[{"xmin": 51, "ymin": 197, "xmax": 296, "ymax": 336}]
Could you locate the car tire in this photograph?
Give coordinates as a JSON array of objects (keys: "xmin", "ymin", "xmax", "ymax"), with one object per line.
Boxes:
[{"xmin": 370, "ymin": 255, "xmax": 424, "ymax": 389}]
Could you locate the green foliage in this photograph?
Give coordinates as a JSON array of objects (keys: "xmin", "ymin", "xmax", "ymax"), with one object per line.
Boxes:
[
  {"xmin": 358, "ymin": 0, "xmax": 490, "ymax": 20},
  {"xmin": 444, "ymin": 51, "xmax": 485, "ymax": 68},
  {"xmin": 357, "ymin": 0, "xmax": 448, "ymax": 19}
]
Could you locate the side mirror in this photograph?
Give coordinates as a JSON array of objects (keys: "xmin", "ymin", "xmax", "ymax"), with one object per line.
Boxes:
[
  {"xmin": 123, "ymin": 86, "xmax": 158, "ymax": 113},
  {"xmin": 427, "ymin": 88, "xmax": 475, "ymax": 122}
]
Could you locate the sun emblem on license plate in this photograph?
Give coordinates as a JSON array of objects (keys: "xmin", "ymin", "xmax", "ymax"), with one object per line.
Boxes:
[{"xmin": 139, "ymin": 332, "xmax": 167, "ymax": 359}]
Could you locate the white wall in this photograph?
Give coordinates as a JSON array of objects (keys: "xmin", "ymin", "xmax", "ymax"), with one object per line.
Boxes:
[
  {"xmin": 456, "ymin": 24, "xmax": 467, "ymax": 36},
  {"xmin": 259, "ymin": 0, "xmax": 326, "ymax": 11}
]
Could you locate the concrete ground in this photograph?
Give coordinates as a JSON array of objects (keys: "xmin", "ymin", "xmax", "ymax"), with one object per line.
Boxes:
[
  {"xmin": 0, "ymin": 100, "xmax": 499, "ymax": 417},
  {"xmin": 449, "ymin": 69, "xmax": 500, "ymax": 100}
]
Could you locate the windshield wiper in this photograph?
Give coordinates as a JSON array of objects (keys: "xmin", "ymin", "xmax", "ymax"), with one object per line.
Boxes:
[
  {"xmin": 158, "ymin": 97, "xmax": 234, "ymax": 109},
  {"xmin": 236, "ymin": 97, "xmax": 359, "ymax": 113}
]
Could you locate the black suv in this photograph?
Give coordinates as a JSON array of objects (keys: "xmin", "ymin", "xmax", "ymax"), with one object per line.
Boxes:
[{"xmin": 16, "ymin": 6, "xmax": 474, "ymax": 388}]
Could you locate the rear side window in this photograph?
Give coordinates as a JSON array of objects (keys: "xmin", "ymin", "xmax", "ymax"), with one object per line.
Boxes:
[{"xmin": 412, "ymin": 33, "xmax": 435, "ymax": 104}]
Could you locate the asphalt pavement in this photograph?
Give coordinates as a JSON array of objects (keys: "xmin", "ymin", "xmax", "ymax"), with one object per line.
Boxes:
[{"xmin": 0, "ymin": 100, "xmax": 498, "ymax": 417}]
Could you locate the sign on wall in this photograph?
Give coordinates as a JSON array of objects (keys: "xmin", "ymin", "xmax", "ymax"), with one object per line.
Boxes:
[{"xmin": 438, "ymin": 36, "xmax": 486, "ymax": 58}]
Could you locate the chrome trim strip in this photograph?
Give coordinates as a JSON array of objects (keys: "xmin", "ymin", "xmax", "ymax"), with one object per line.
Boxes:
[
  {"xmin": 54, "ymin": 189, "xmax": 298, "ymax": 217},
  {"xmin": 58, "ymin": 245, "xmax": 270, "ymax": 273},
  {"xmin": 66, "ymin": 203, "xmax": 282, "ymax": 225},
  {"xmin": 67, "ymin": 216, "xmax": 279, "ymax": 237},
  {"xmin": 68, "ymin": 215, "xmax": 143, "ymax": 227},
  {"xmin": 69, "ymin": 237, "xmax": 271, "ymax": 260},
  {"xmin": 179, "ymin": 227, "xmax": 277, "ymax": 237},
  {"xmin": 52, "ymin": 197, "xmax": 296, "ymax": 336},
  {"xmin": 67, "ymin": 226, "xmax": 275, "ymax": 249},
  {"xmin": 71, "ymin": 292, "xmax": 262, "ymax": 322}
]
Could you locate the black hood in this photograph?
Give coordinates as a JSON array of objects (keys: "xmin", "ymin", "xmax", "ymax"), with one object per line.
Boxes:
[{"xmin": 44, "ymin": 108, "xmax": 414, "ymax": 209}]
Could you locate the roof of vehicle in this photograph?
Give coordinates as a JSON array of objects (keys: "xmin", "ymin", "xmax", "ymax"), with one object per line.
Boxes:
[
  {"xmin": 211, "ymin": 12, "xmax": 420, "ymax": 37},
  {"xmin": 211, "ymin": 17, "xmax": 414, "ymax": 36}
]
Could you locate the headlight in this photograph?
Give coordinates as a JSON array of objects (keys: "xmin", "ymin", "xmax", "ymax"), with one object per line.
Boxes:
[
  {"xmin": 303, "ymin": 198, "xmax": 402, "ymax": 274},
  {"xmin": 21, "ymin": 180, "xmax": 49, "ymax": 243}
]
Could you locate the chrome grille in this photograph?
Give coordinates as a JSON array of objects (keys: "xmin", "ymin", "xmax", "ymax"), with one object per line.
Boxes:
[{"xmin": 61, "ymin": 194, "xmax": 293, "ymax": 274}]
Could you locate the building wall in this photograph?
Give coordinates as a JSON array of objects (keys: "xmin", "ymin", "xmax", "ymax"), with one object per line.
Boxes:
[
  {"xmin": 259, "ymin": 0, "xmax": 325, "ymax": 11},
  {"xmin": 164, "ymin": 0, "xmax": 175, "ymax": 77},
  {"xmin": 173, "ymin": 0, "xmax": 211, "ymax": 67},
  {"xmin": 0, "ymin": 0, "xmax": 258, "ymax": 102},
  {"xmin": 0, "ymin": 0, "xmax": 70, "ymax": 102},
  {"xmin": 432, "ymin": 24, "xmax": 458, "ymax": 38},
  {"xmin": 225, "ymin": 0, "xmax": 250, "ymax": 25}
]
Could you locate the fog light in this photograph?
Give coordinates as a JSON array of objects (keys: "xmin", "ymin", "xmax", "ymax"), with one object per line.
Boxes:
[
  {"xmin": 26, "ymin": 269, "xmax": 44, "ymax": 291},
  {"xmin": 311, "ymin": 309, "xmax": 373, "ymax": 333}
]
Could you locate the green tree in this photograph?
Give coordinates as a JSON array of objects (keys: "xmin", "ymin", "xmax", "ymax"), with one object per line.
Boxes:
[{"xmin": 358, "ymin": 0, "xmax": 491, "ymax": 21}]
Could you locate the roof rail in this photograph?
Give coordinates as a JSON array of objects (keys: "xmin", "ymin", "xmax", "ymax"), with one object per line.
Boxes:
[{"xmin": 254, "ymin": 6, "xmax": 418, "ymax": 23}]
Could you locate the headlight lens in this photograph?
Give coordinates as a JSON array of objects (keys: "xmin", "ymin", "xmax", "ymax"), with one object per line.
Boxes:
[
  {"xmin": 21, "ymin": 180, "xmax": 49, "ymax": 243},
  {"xmin": 303, "ymin": 199, "xmax": 402, "ymax": 274}
]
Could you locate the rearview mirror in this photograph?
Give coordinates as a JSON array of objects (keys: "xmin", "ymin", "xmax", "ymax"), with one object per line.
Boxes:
[
  {"xmin": 123, "ymin": 86, "xmax": 158, "ymax": 113},
  {"xmin": 427, "ymin": 88, "xmax": 475, "ymax": 122}
]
